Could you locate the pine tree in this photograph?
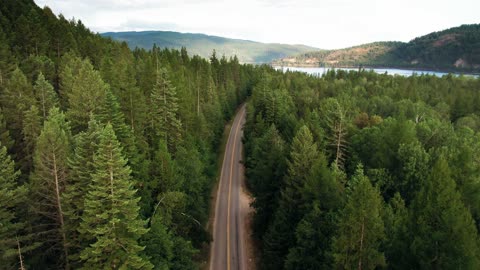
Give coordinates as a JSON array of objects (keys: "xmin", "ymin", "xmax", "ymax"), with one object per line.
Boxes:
[
  {"xmin": 22, "ymin": 105, "xmax": 42, "ymax": 171},
  {"xmin": 97, "ymin": 88, "xmax": 136, "ymax": 157},
  {"xmin": 33, "ymin": 72, "xmax": 58, "ymax": 120},
  {"xmin": 0, "ymin": 108, "xmax": 14, "ymax": 153},
  {"xmin": 0, "ymin": 143, "xmax": 28, "ymax": 268},
  {"xmin": 79, "ymin": 124, "xmax": 152, "ymax": 269},
  {"xmin": 332, "ymin": 166, "xmax": 386, "ymax": 270},
  {"xmin": 247, "ymin": 125, "xmax": 287, "ymax": 237},
  {"xmin": 64, "ymin": 117, "xmax": 101, "ymax": 265},
  {"xmin": 262, "ymin": 126, "xmax": 319, "ymax": 269},
  {"xmin": 30, "ymin": 107, "xmax": 72, "ymax": 269},
  {"xmin": 0, "ymin": 68, "xmax": 35, "ymax": 141},
  {"xmin": 150, "ymin": 68, "xmax": 182, "ymax": 153},
  {"xmin": 66, "ymin": 59, "xmax": 107, "ymax": 133},
  {"xmin": 408, "ymin": 156, "xmax": 480, "ymax": 269}
]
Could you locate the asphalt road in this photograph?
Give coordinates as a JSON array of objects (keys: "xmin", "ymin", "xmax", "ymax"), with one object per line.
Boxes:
[{"xmin": 210, "ymin": 104, "xmax": 247, "ymax": 270}]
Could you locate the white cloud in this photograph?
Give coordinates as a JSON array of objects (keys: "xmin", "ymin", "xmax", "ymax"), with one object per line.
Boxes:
[{"xmin": 35, "ymin": 0, "xmax": 480, "ymax": 49}]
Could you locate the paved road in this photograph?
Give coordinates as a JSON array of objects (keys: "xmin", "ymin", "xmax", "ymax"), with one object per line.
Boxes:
[{"xmin": 210, "ymin": 104, "xmax": 247, "ymax": 270}]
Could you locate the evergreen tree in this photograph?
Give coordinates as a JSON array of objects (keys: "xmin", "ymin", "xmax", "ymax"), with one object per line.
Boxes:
[
  {"xmin": 64, "ymin": 117, "xmax": 102, "ymax": 266},
  {"xmin": 408, "ymin": 156, "xmax": 480, "ymax": 269},
  {"xmin": 33, "ymin": 72, "xmax": 58, "ymax": 120},
  {"xmin": 247, "ymin": 124, "xmax": 287, "ymax": 237},
  {"xmin": 1, "ymin": 68, "xmax": 35, "ymax": 141},
  {"xmin": 21, "ymin": 104, "xmax": 41, "ymax": 170},
  {"xmin": 332, "ymin": 166, "xmax": 386, "ymax": 270},
  {"xmin": 262, "ymin": 126, "xmax": 319, "ymax": 269},
  {"xmin": 150, "ymin": 68, "xmax": 182, "ymax": 153},
  {"xmin": 0, "ymin": 108, "xmax": 14, "ymax": 152},
  {"xmin": 66, "ymin": 59, "xmax": 107, "ymax": 133},
  {"xmin": 79, "ymin": 124, "xmax": 152, "ymax": 269},
  {"xmin": 0, "ymin": 143, "xmax": 28, "ymax": 268},
  {"xmin": 30, "ymin": 107, "xmax": 72, "ymax": 269}
]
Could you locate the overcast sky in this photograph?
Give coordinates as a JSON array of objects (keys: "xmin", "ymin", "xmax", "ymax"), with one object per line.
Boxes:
[{"xmin": 34, "ymin": 0, "xmax": 479, "ymax": 49}]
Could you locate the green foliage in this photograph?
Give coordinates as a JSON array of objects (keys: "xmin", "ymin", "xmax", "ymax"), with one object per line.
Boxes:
[
  {"xmin": 79, "ymin": 124, "xmax": 153, "ymax": 269},
  {"xmin": 332, "ymin": 166, "xmax": 386, "ymax": 270},
  {"xmin": 33, "ymin": 72, "xmax": 58, "ymax": 120},
  {"xmin": 30, "ymin": 107, "xmax": 72, "ymax": 268},
  {"xmin": 149, "ymin": 68, "xmax": 182, "ymax": 152},
  {"xmin": 0, "ymin": 143, "xmax": 27, "ymax": 267},
  {"xmin": 408, "ymin": 156, "xmax": 480, "ymax": 269},
  {"xmin": 66, "ymin": 59, "xmax": 108, "ymax": 133}
]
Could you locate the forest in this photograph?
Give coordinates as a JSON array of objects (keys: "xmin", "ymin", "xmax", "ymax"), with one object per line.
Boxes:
[
  {"xmin": 2, "ymin": 0, "xmax": 480, "ymax": 269},
  {"xmin": 244, "ymin": 68, "xmax": 480, "ymax": 269},
  {"xmin": 1, "ymin": 0, "xmax": 257, "ymax": 269}
]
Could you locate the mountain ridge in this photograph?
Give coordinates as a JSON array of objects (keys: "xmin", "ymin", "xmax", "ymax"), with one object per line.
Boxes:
[
  {"xmin": 102, "ymin": 30, "xmax": 318, "ymax": 64},
  {"xmin": 273, "ymin": 24, "xmax": 480, "ymax": 72}
]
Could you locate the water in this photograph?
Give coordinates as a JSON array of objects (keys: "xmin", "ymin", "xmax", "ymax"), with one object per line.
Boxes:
[{"xmin": 275, "ymin": 66, "xmax": 478, "ymax": 78}]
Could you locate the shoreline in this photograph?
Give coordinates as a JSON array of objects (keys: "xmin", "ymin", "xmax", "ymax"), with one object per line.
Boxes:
[{"xmin": 273, "ymin": 64, "xmax": 480, "ymax": 76}]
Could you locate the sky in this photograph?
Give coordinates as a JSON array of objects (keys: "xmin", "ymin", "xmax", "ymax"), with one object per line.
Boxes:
[{"xmin": 34, "ymin": 0, "xmax": 479, "ymax": 49}]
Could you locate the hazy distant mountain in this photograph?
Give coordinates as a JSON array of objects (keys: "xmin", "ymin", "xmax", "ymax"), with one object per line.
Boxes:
[
  {"xmin": 102, "ymin": 31, "xmax": 318, "ymax": 64},
  {"xmin": 274, "ymin": 24, "xmax": 480, "ymax": 72}
]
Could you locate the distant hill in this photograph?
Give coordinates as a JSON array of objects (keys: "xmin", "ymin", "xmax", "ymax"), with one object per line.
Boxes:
[
  {"xmin": 102, "ymin": 31, "xmax": 318, "ymax": 64},
  {"xmin": 274, "ymin": 24, "xmax": 480, "ymax": 72}
]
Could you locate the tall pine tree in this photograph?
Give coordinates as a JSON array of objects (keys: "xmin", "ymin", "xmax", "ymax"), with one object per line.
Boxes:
[
  {"xmin": 30, "ymin": 107, "xmax": 72, "ymax": 269},
  {"xmin": 79, "ymin": 124, "xmax": 152, "ymax": 269},
  {"xmin": 150, "ymin": 68, "xmax": 182, "ymax": 153},
  {"xmin": 332, "ymin": 166, "xmax": 386, "ymax": 270},
  {"xmin": 408, "ymin": 156, "xmax": 480, "ymax": 269},
  {"xmin": 0, "ymin": 143, "xmax": 28, "ymax": 268}
]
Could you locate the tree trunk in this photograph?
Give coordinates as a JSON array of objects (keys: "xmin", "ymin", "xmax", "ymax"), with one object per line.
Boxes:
[
  {"xmin": 17, "ymin": 237, "xmax": 25, "ymax": 270},
  {"xmin": 53, "ymin": 153, "xmax": 70, "ymax": 270},
  {"xmin": 358, "ymin": 218, "xmax": 365, "ymax": 270}
]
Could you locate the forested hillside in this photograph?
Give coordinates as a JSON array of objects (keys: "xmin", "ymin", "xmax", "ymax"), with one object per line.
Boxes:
[
  {"xmin": 274, "ymin": 24, "xmax": 480, "ymax": 72},
  {"xmin": 102, "ymin": 31, "xmax": 317, "ymax": 64},
  {"xmin": 3, "ymin": 0, "xmax": 480, "ymax": 269},
  {"xmin": 0, "ymin": 0, "xmax": 257, "ymax": 269},
  {"xmin": 244, "ymin": 68, "xmax": 480, "ymax": 269}
]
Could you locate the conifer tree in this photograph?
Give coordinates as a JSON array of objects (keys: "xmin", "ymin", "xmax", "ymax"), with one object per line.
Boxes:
[
  {"xmin": 0, "ymin": 143, "xmax": 28, "ymax": 267},
  {"xmin": 0, "ymin": 68, "xmax": 35, "ymax": 139},
  {"xmin": 332, "ymin": 166, "xmax": 386, "ymax": 270},
  {"xmin": 408, "ymin": 156, "xmax": 480, "ymax": 269},
  {"xmin": 33, "ymin": 72, "xmax": 58, "ymax": 120},
  {"xmin": 262, "ymin": 126, "xmax": 319, "ymax": 269},
  {"xmin": 247, "ymin": 125, "xmax": 287, "ymax": 237},
  {"xmin": 150, "ymin": 68, "xmax": 182, "ymax": 153},
  {"xmin": 0, "ymin": 108, "xmax": 14, "ymax": 153},
  {"xmin": 66, "ymin": 59, "xmax": 107, "ymax": 133},
  {"xmin": 30, "ymin": 107, "xmax": 72, "ymax": 269},
  {"xmin": 79, "ymin": 124, "xmax": 152, "ymax": 269},
  {"xmin": 64, "ymin": 117, "xmax": 101, "ymax": 265},
  {"xmin": 22, "ymin": 105, "xmax": 42, "ymax": 170}
]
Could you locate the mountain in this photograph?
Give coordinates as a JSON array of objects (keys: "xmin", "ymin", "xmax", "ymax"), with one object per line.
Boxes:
[
  {"xmin": 102, "ymin": 31, "xmax": 318, "ymax": 64},
  {"xmin": 273, "ymin": 24, "xmax": 480, "ymax": 72}
]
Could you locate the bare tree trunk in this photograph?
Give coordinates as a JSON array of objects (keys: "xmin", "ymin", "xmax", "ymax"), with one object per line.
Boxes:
[
  {"xmin": 17, "ymin": 237, "xmax": 25, "ymax": 270},
  {"xmin": 53, "ymin": 153, "xmax": 70, "ymax": 270},
  {"xmin": 358, "ymin": 219, "xmax": 365, "ymax": 270}
]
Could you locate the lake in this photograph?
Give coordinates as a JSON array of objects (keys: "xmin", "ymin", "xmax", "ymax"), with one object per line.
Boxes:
[{"xmin": 275, "ymin": 66, "xmax": 479, "ymax": 78}]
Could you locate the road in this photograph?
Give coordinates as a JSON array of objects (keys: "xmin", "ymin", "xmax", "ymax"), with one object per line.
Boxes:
[{"xmin": 210, "ymin": 104, "xmax": 248, "ymax": 270}]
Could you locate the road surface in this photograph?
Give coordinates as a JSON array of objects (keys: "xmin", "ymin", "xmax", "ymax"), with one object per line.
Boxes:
[{"xmin": 210, "ymin": 104, "xmax": 247, "ymax": 270}]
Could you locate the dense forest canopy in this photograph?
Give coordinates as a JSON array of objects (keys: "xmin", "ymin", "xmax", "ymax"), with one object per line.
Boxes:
[
  {"xmin": 0, "ymin": 0, "xmax": 256, "ymax": 268},
  {"xmin": 244, "ymin": 68, "xmax": 480, "ymax": 269},
  {"xmin": 274, "ymin": 24, "xmax": 480, "ymax": 72},
  {"xmin": 1, "ymin": 0, "xmax": 480, "ymax": 269}
]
